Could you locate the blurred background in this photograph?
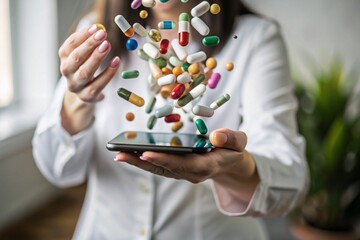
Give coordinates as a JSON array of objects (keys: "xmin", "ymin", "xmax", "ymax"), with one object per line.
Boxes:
[{"xmin": 0, "ymin": 0, "xmax": 359, "ymax": 239}]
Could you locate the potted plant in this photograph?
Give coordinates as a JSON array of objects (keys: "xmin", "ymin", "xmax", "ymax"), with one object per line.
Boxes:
[{"xmin": 290, "ymin": 60, "xmax": 360, "ymax": 240}]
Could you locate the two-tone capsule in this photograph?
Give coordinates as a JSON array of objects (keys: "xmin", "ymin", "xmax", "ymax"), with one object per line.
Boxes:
[
  {"xmin": 210, "ymin": 94, "xmax": 231, "ymax": 110},
  {"xmin": 158, "ymin": 21, "xmax": 176, "ymax": 30},
  {"xmin": 177, "ymin": 84, "xmax": 206, "ymax": 107},
  {"xmin": 192, "ymin": 105, "xmax": 214, "ymax": 117},
  {"xmin": 117, "ymin": 88, "xmax": 145, "ymax": 107},
  {"xmin": 178, "ymin": 13, "xmax": 190, "ymax": 46},
  {"xmin": 114, "ymin": 15, "xmax": 134, "ymax": 37}
]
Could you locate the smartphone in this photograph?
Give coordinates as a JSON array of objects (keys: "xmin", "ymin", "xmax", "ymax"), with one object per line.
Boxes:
[{"xmin": 106, "ymin": 131, "xmax": 213, "ymax": 154}]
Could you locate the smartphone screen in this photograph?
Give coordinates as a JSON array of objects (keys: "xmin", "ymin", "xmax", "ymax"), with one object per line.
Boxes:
[{"xmin": 107, "ymin": 131, "xmax": 213, "ymax": 153}]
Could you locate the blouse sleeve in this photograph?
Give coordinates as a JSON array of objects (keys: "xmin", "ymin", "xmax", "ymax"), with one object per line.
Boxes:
[
  {"xmin": 212, "ymin": 19, "xmax": 310, "ymax": 217},
  {"xmin": 32, "ymin": 76, "xmax": 96, "ymax": 188}
]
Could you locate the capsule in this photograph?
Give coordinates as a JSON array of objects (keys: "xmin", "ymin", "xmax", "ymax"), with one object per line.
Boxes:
[
  {"xmin": 170, "ymin": 136, "xmax": 183, "ymax": 146},
  {"xmin": 148, "ymin": 29, "xmax": 162, "ymax": 42},
  {"xmin": 133, "ymin": 23, "xmax": 148, "ymax": 37},
  {"xmin": 114, "ymin": 15, "xmax": 134, "ymax": 38},
  {"xmin": 160, "ymin": 83, "xmax": 177, "ymax": 99},
  {"xmin": 147, "ymin": 115, "xmax": 157, "ymax": 130},
  {"xmin": 191, "ymin": 1, "xmax": 210, "ymax": 17},
  {"xmin": 158, "ymin": 21, "xmax": 176, "ymax": 30},
  {"xmin": 172, "ymin": 66, "xmax": 183, "ymax": 77},
  {"xmin": 208, "ymin": 73, "xmax": 221, "ymax": 89},
  {"xmin": 202, "ymin": 36, "xmax": 220, "ymax": 47},
  {"xmin": 121, "ymin": 70, "xmax": 139, "ymax": 79},
  {"xmin": 158, "ymin": 74, "xmax": 176, "ymax": 86},
  {"xmin": 171, "ymin": 121, "xmax": 184, "ymax": 132},
  {"xmin": 142, "ymin": 0, "xmax": 156, "ymax": 8},
  {"xmin": 195, "ymin": 138, "xmax": 207, "ymax": 148},
  {"xmin": 126, "ymin": 112, "xmax": 135, "ymax": 121},
  {"xmin": 177, "ymin": 84, "xmax": 206, "ymax": 107},
  {"xmin": 165, "ymin": 114, "xmax": 181, "ymax": 123},
  {"xmin": 145, "ymin": 95, "xmax": 157, "ymax": 113},
  {"xmin": 149, "ymin": 60, "xmax": 163, "ymax": 79},
  {"xmin": 169, "ymin": 56, "xmax": 183, "ymax": 67},
  {"xmin": 152, "ymin": 57, "xmax": 167, "ymax": 68},
  {"xmin": 143, "ymin": 43, "xmax": 160, "ymax": 59},
  {"xmin": 160, "ymin": 0, "xmax": 169, "ymax": 2},
  {"xmin": 205, "ymin": 57, "xmax": 217, "ymax": 69},
  {"xmin": 117, "ymin": 88, "xmax": 145, "ymax": 107},
  {"xmin": 126, "ymin": 38, "xmax": 138, "ymax": 51},
  {"xmin": 178, "ymin": 13, "xmax": 190, "ymax": 46},
  {"xmin": 159, "ymin": 39, "xmax": 170, "ymax": 54},
  {"xmin": 177, "ymin": 72, "xmax": 191, "ymax": 84},
  {"xmin": 171, "ymin": 83, "xmax": 186, "ymax": 99},
  {"xmin": 191, "ymin": 17, "xmax": 209, "ymax": 36},
  {"xmin": 181, "ymin": 61, "xmax": 190, "ymax": 72},
  {"xmin": 187, "ymin": 51, "xmax": 207, "ymax": 64},
  {"xmin": 137, "ymin": 49, "xmax": 150, "ymax": 61},
  {"xmin": 171, "ymin": 39, "xmax": 187, "ymax": 61},
  {"xmin": 155, "ymin": 104, "xmax": 173, "ymax": 118},
  {"xmin": 192, "ymin": 105, "xmax": 214, "ymax": 117},
  {"xmin": 162, "ymin": 67, "xmax": 173, "ymax": 75},
  {"xmin": 210, "ymin": 94, "xmax": 231, "ymax": 110},
  {"xmin": 190, "ymin": 74, "xmax": 205, "ymax": 88},
  {"xmin": 188, "ymin": 63, "xmax": 200, "ymax": 75},
  {"xmin": 131, "ymin": 0, "xmax": 142, "ymax": 9},
  {"xmin": 194, "ymin": 118, "xmax": 208, "ymax": 134}
]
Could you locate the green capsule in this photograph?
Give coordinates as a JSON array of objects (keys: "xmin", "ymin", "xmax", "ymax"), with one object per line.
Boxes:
[
  {"xmin": 195, "ymin": 118, "xmax": 208, "ymax": 134},
  {"xmin": 210, "ymin": 93, "xmax": 231, "ymax": 110},
  {"xmin": 147, "ymin": 115, "xmax": 157, "ymax": 130},
  {"xmin": 145, "ymin": 95, "xmax": 157, "ymax": 113},
  {"xmin": 195, "ymin": 138, "xmax": 207, "ymax": 148},
  {"xmin": 121, "ymin": 70, "xmax": 139, "ymax": 79},
  {"xmin": 190, "ymin": 74, "xmax": 205, "ymax": 88},
  {"xmin": 137, "ymin": 49, "xmax": 150, "ymax": 61},
  {"xmin": 182, "ymin": 62, "xmax": 190, "ymax": 72},
  {"xmin": 152, "ymin": 57, "xmax": 167, "ymax": 68},
  {"xmin": 202, "ymin": 36, "xmax": 220, "ymax": 47}
]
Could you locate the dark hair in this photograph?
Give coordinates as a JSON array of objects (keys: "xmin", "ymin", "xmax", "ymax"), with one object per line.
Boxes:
[{"xmin": 92, "ymin": 0, "xmax": 254, "ymax": 57}]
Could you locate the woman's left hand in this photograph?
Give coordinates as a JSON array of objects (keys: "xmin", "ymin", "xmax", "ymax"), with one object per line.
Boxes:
[{"xmin": 114, "ymin": 128, "xmax": 259, "ymax": 188}]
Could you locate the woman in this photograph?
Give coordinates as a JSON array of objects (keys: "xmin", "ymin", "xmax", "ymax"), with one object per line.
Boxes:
[{"xmin": 33, "ymin": 0, "xmax": 309, "ymax": 239}]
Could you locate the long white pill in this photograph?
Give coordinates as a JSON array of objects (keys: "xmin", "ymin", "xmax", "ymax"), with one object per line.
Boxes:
[
  {"xmin": 187, "ymin": 51, "xmax": 207, "ymax": 64},
  {"xmin": 133, "ymin": 23, "xmax": 147, "ymax": 37},
  {"xmin": 158, "ymin": 74, "xmax": 176, "ymax": 86},
  {"xmin": 191, "ymin": 1, "xmax": 210, "ymax": 17},
  {"xmin": 177, "ymin": 73, "xmax": 192, "ymax": 84},
  {"xmin": 192, "ymin": 105, "xmax": 214, "ymax": 117},
  {"xmin": 171, "ymin": 39, "xmax": 187, "ymax": 61},
  {"xmin": 191, "ymin": 17, "xmax": 210, "ymax": 36},
  {"xmin": 143, "ymin": 43, "xmax": 160, "ymax": 59},
  {"xmin": 169, "ymin": 56, "xmax": 183, "ymax": 67}
]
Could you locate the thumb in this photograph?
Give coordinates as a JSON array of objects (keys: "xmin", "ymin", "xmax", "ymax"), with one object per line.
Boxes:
[{"xmin": 209, "ymin": 128, "xmax": 247, "ymax": 152}]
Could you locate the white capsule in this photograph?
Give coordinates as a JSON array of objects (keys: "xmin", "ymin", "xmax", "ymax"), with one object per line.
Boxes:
[
  {"xmin": 114, "ymin": 15, "xmax": 131, "ymax": 33},
  {"xmin": 158, "ymin": 74, "xmax": 176, "ymax": 86},
  {"xmin": 171, "ymin": 39, "xmax": 187, "ymax": 61},
  {"xmin": 191, "ymin": 17, "xmax": 210, "ymax": 36},
  {"xmin": 192, "ymin": 105, "xmax": 214, "ymax": 117},
  {"xmin": 155, "ymin": 105, "xmax": 173, "ymax": 118},
  {"xmin": 143, "ymin": 43, "xmax": 160, "ymax": 59},
  {"xmin": 191, "ymin": 1, "xmax": 210, "ymax": 17},
  {"xmin": 133, "ymin": 23, "xmax": 147, "ymax": 37},
  {"xmin": 169, "ymin": 56, "xmax": 183, "ymax": 67},
  {"xmin": 187, "ymin": 51, "xmax": 207, "ymax": 64},
  {"xmin": 189, "ymin": 83, "xmax": 206, "ymax": 99},
  {"xmin": 142, "ymin": 0, "xmax": 156, "ymax": 8},
  {"xmin": 177, "ymin": 73, "xmax": 191, "ymax": 84}
]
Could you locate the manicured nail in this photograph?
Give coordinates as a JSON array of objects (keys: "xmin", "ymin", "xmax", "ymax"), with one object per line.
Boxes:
[
  {"xmin": 88, "ymin": 24, "xmax": 97, "ymax": 34},
  {"xmin": 110, "ymin": 56, "xmax": 120, "ymax": 68},
  {"xmin": 139, "ymin": 155, "xmax": 149, "ymax": 161},
  {"xmin": 98, "ymin": 41, "xmax": 109, "ymax": 53},
  {"xmin": 94, "ymin": 30, "xmax": 106, "ymax": 41}
]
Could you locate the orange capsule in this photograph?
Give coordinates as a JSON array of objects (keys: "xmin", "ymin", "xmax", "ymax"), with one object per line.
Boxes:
[
  {"xmin": 162, "ymin": 67, "xmax": 173, "ymax": 75},
  {"xmin": 172, "ymin": 66, "xmax": 183, "ymax": 77},
  {"xmin": 171, "ymin": 121, "xmax": 184, "ymax": 132},
  {"xmin": 188, "ymin": 63, "xmax": 200, "ymax": 75}
]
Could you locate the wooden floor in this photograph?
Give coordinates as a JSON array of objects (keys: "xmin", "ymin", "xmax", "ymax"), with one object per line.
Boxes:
[{"xmin": 0, "ymin": 184, "xmax": 86, "ymax": 240}]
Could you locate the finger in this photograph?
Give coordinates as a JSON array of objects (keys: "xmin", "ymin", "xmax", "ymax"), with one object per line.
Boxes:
[
  {"xmin": 209, "ymin": 128, "xmax": 247, "ymax": 152},
  {"xmin": 77, "ymin": 56, "xmax": 120, "ymax": 102},
  {"xmin": 58, "ymin": 24, "xmax": 98, "ymax": 59},
  {"xmin": 69, "ymin": 40, "xmax": 111, "ymax": 92},
  {"xmin": 62, "ymin": 29, "xmax": 107, "ymax": 76}
]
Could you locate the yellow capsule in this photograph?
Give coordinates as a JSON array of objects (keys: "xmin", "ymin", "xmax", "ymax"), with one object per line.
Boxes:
[
  {"xmin": 148, "ymin": 29, "xmax": 162, "ymax": 42},
  {"xmin": 171, "ymin": 121, "xmax": 184, "ymax": 132},
  {"xmin": 125, "ymin": 112, "xmax": 135, "ymax": 121},
  {"xmin": 162, "ymin": 67, "xmax": 173, "ymax": 75},
  {"xmin": 206, "ymin": 57, "xmax": 217, "ymax": 70},
  {"xmin": 225, "ymin": 61, "xmax": 234, "ymax": 71},
  {"xmin": 172, "ymin": 66, "xmax": 183, "ymax": 77},
  {"xmin": 117, "ymin": 88, "xmax": 145, "ymax": 107},
  {"xmin": 139, "ymin": 10, "xmax": 148, "ymax": 19},
  {"xmin": 188, "ymin": 63, "xmax": 200, "ymax": 75},
  {"xmin": 96, "ymin": 23, "xmax": 106, "ymax": 31},
  {"xmin": 210, "ymin": 4, "xmax": 221, "ymax": 15}
]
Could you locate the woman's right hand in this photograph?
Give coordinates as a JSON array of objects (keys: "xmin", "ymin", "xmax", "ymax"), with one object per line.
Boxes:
[{"xmin": 59, "ymin": 24, "xmax": 121, "ymax": 135}]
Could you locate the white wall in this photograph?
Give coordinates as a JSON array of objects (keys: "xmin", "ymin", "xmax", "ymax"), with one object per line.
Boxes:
[{"xmin": 244, "ymin": 0, "xmax": 360, "ymax": 72}]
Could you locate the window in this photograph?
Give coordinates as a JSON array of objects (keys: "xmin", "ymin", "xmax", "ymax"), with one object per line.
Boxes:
[{"xmin": 0, "ymin": 0, "xmax": 14, "ymax": 109}]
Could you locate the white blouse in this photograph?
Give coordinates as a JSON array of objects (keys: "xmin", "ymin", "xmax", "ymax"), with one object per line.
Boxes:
[{"xmin": 32, "ymin": 15, "xmax": 309, "ymax": 240}]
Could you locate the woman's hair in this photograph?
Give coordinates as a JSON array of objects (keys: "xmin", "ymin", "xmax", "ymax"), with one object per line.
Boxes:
[{"xmin": 92, "ymin": 0, "xmax": 254, "ymax": 57}]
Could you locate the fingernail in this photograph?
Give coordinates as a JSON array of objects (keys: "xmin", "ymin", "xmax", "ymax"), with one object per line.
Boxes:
[
  {"xmin": 88, "ymin": 24, "xmax": 97, "ymax": 34},
  {"xmin": 110, "ymin": 56, "xmax": 120, "ymax": 68},
  {"xmin": 98, "ymin": 41, "xmax": 109, "ymax": 53},
  {"xmin": 114, "ymin": 156, "xmax": 123, "ymax": 162},
  {"xmin": 139, "ymin": 155, "xmax": 149, "ymax": 161},
  {"xmin": 215, "ymin": 132, "xmax": 228, "ymax": 145},
  {"xmin": 94, "ymin": 30, "xmax": 106, "ymax": 41}
]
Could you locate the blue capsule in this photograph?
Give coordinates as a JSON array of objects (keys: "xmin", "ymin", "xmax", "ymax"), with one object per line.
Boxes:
[{"xmin": 126, "ymin": 38, "xmax": 138, "ymax": 51}]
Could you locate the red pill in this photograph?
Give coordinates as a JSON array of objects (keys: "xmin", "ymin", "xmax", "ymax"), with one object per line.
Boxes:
[
  {"xmin": 171, "ymin": 83, "xmax": 186, "ymax": 99},
  {"xmin": 159, "ymin": 39, "xmax": 170, "ymax": 54},
  {"xmin": 165, "ymin": 114, "xmax": 181, "ymax": 123}
]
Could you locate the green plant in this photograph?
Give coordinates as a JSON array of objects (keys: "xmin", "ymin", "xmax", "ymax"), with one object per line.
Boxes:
[{"xmin": 294, "ymin": 60, "xmax": 360, "ymax": 232}]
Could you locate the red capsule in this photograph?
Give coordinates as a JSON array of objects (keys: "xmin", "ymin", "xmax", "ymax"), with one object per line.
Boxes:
[
  {"xmin": 171, "ymin": 83, "xmax": 186, "ymax": 99},
  {"xmin": 178, "ymin": 32, "xmax": 189, "ymax": 47},
  {"xmin": 165, "ymin": 114, "xmax": 181, "ymax": 123},
  {"xmin": 159, "ymin": 39, "xmax": 170, "ymax": 54}
]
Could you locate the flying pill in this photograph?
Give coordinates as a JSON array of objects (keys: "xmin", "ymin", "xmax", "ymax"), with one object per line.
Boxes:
[
  {"xmin": 210, "ymin": 3, "xmax": 221, "ymax": 14},
  {"xmin": 142, "ymin": 0, "xmax": 156, "ymax": 8},
  {"xmin": 187, "ymin": 51, "xmax": 207, "ymax": 64},
  {"xmin": 126, "ymin": 38, "xmax": 138, "ymax": 51},
  {"xmin": 177, "ymin": 84, "xmax": 206, "ymax": 107},
  {"xmin": 159, "ymin": 39, "xmax": 170, "ymax": 54},
  {"xmin": 210, "ymin": 94, "xmax": 231, "ymax": 110},
  {"xmin": 121, "ymin": 70, "xmax": 139, "ymax": 79},
  {"xmin": 126, "ymin": 112, "xmax": 135, "ymax": 121},
  {"xmin": 205, "ymin": 57, "xmax": 217, "ymax": 69},
  {"xmin": 178, "ymin": 13, "xmax": 190, "ymax": 46},
  {"xmin": 192, "ymin": 105, "xmax": 214, "ymax": 117},
  {"xmin": 114, "ymin": 15, "xmax": 134, "ymax": 38},
  {"xmin": 208, "ymin": 73, "xmax": 221, "ymax": 89},
  {"xmin": 202, "ymin": 36, "xmax": 220, "ymax": 47},
  {"xmin": 146, "ymin": 95, "xmax": 157, "ymax": 113},
  {"xmin": 133, "ymin": 23, "xmax": 148, "ymax": 37},
  {"xmin": 139, "ymin": 10, "xmax": 148, "ymax": 19},
  {"xmin": 171, "ymin": 39, "xmax": 188, "ymax": 61},
  {"xmin": 131, "ymin": 0, "xmax": 142, "ymax": 9},
  {"xmin": 191, "ymin": 17, "xmax": 210, "ymax": 36},
  {"xmin": 191, "ymin": 1, "xmax": 210, "ymax": 17},
  {"xmin": 143, "ymin": 43, "xmax": 160, "ymax": 59},
  {"xmin": 148, "ymin": 29, "xmax": 162, "ymax": 42},
  {"xmin": 117, "ymin": 88, "xmax": 145, "ymax": 107},
  {"xmin": 147, "ymin": 115, "xmax": 157, "ymax": 129},
  {"xmin": 171, "ymin": 121, "xmax": 184, "ymax": 132},
  {"xmin": 194, "ymin": 117, "xmax": 208, "ymax": 134},
  {"xmin": 225, "ymin": 61, "xmax": 234, "ymax": 71},
  {"xmin": 155, "ymin": 104, "xmax": 173, "ymax": 118},
  {"xmin": 165, "ymin": 114, "xmax": 181, "ymax": 123},
  {"xmin": 158, "ymin": 74, "xmax": 176, "ymax": 86},
  {"xmin": 158, "ymin": 21, "xmax": 176, "ymax": 30},
  {"xmin": 171, "ymin": 83, "xmax": 186, "ymax": 99}
]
